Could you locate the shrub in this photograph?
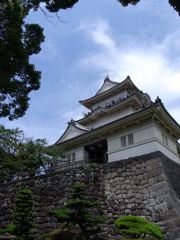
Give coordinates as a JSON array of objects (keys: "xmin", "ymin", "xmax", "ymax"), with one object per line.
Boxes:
[
  {"xmin": 42, "ymin": 229, "xmax": 86, "ymax": 240},
  {"xmin": 114, "ymin": 215, "xmax": 163, "ymax": 240}
]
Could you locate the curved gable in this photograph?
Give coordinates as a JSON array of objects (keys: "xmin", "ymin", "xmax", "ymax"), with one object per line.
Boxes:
[
  {"xmin": 56, "ymin": 121, "xmax": 89, "ymax": 144},
  {"xmin": 96, "ymin": 76, "xmax": 118, "ymax": 95}
]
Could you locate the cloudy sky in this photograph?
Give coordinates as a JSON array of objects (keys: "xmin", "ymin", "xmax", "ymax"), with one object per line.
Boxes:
[{"xmin": 1, "ymin": 0, "xmax": 180, "ymax": 144}]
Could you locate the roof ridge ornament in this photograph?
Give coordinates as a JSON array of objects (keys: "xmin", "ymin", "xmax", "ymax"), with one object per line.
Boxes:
[
  {"xmin": 155, "ymin": 96, "xmax": 162, "ymax": 104},
  {"xmin": 104, "ymin": 74, "xmax": 110, "ymax": 81},
  {"xmin": 68, "ymin": 118, "xmax": 75, "ymax": 125}
]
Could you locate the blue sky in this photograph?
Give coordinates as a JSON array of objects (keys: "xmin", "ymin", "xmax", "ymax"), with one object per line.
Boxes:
[{"xmin": 1, "ymin": 0, "xmax": 180, "ymax": 144}]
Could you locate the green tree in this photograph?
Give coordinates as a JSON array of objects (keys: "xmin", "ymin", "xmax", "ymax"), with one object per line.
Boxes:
[
  {"xmin": 118, "ymin": 0, "xmax": 180, "ymax": 15},
  {"xmin": 26, "ymin": 0, "xmax": 180, "ymax": 15},
  {"xmin": 0, "ymin": 125, "xmax": 23, "ymax": 181},
  {"xmin": 1, "ymin": 0, "xmax": 179, "ymax": 120},
  {"xmin": 0, "ymin": 124, "xmax": 62, "ymax": 182},
  {"xmin": 49, "ymin": 183, "xmax": 104, "ymax": 239},
  {"xmin": 0, "ymin": 0, "xmax": 44, "ymax": 120},
  {"xmin": 0, "ymin": 187, "xmax": 37, "ymax": 240},
  {"xmin": 114, "ymin": 215, "xmax": 163, "ymax": 240},
  {"xmin": 13, "ymin": 188, "xmax": 37, "ymax": 240},
  {"xmin": 16, "ymin": 138, "xmax": 62, "ymax": 176}
]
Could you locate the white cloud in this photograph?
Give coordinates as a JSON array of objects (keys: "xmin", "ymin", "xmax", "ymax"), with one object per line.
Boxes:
[
  {"xmin": 63, "ymin": 108, "xmax": 85, "ymax": 121},
  {"xmin": 78, "ymin": 19, "xmax": 180, "ymax": 123}
]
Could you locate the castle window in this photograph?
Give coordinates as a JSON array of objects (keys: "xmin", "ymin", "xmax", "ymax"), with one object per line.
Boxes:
[
  {"xmin": 71, "ymin": 152, "xmax": 76, "ymax": 161},
  {"xmin": 67, "ymin": 154, "xmax": 71, "ymax": 163},
  {"xmin": 121, "ymin": 134, "xmax": 134, "ymax": 148},
  {"xmin": 121, "ymin": 136, "xmax": 127, "ymax": 148},
  {"xmin": 128, "ymin": 134, "xmax": 134, "ymax": 145}
]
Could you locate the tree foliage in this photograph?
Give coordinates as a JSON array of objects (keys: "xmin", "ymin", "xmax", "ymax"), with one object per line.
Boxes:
[
  {"xmin": 169, "ymin": 0, "xmax": 180, "ymax": 14},
  {"xmin": 0, "ymin": 187, "xmax": 37, "ymax": 240},
  {"xmin": 1, "ymin": 0, "xmax": 180, "ymax": 120},
  {"xmin": 0, "ymin": 0, "xmax": 44, "ymax": 120},
  {"xmin": 49, "ymin": 183, "xmax": 104, "ymax": 239},
  {"xmin": 118, "ymin": 0, "xmax": 180, "ymax": 15},
  {"xmin": 28, "ymin": 0, "xmax": 180, "ymax": 15},
  {"xmin": 17, "ymin": 138, "xmax": 62, "ymax": 175},
  {"xmin": 115, "ymin": 215, "xmax": 163, "ymax": 240},
  {"xmin": 0, "ymin": 125, "xmax": 23, "ymax": 181},
  {"xmin": 42, "ymin": 228, "xmax": 86, "ymax": 240},
  {"xmin": 12, "ymin": 188, "xmax": 37, "ymax": 240},
  {"xmin": 118, "ymin": 0, "xmax": 140, "ymax": 7},
  {"xmin": 0, "ymin": 124, "xmax": 62, "ymax": 182}
]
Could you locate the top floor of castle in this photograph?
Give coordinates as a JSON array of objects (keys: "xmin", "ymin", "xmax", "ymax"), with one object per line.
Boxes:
[{"xmin": 79, "ymin": 75, "xmax": 152, "ymax": 112}]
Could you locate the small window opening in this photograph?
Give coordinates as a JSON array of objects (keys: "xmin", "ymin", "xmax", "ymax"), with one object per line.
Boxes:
[
  {"xmin": 128, "ymin": 134, "xmax": 134, "ymax": 145},
  {"xmin": 121, "ymin": 136, "xmax": 127, "ymax": 148},
  {"xmin": 72, "ymin": 152, "xmax": 75, "ymax": 161}
]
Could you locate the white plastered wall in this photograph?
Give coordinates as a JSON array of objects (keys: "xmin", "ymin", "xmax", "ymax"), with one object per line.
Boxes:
[
  {"xmin": 107, "ymin": 122, "xmax": 180, "ymax": 164},
  {"xmin": 153, "ymin": 124, "xmax": 179, "ymax": 163},
  {"xmin": 153, "ymin": 125, "xmax": 177, "ymax": 152}
]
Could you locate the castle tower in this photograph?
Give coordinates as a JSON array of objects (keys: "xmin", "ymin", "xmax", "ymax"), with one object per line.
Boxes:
[{"xmin": 56, "ymin": 76, "xmax": 180, "ymax": 164}]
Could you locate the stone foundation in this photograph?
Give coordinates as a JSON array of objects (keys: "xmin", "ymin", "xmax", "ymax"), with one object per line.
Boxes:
[{"xmin": 0, "ymin": 151, "xmax": 180, "ymax": 239}]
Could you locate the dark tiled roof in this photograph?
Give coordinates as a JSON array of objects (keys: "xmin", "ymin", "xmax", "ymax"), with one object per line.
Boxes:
[
  {"xmin": 77, "ymin": 93, "xmax": 145, "ymax": 124},
  {"xmin": 79, "ymin": 76, "xmax": 138, "ymax": 108},
  {"xmin": 56, "ymin": 101, "xmax": 180, "ymax": 147},
  {"xmin": 56, "ymin": 102, "xmax": 156, "ymax": 146}
]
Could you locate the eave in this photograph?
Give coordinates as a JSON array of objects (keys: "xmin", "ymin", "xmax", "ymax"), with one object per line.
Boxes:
[
  {"xmin": 152, "ymin": 103, "xmax": 180, "ymax": 139},
  {"xmin": 78, "ymin": 94, "xmax": 143, "ymax": 125},
  {"xmin": 79, "ymin": 76, "xmax": 139, "ymax": 109},
  {"xmin": 55, "ymin": 103, "xmax": 154, "ymax": 149},
  {"xmin": 56, "ymin": 102, "xmax": 180, "ymax": 150}
]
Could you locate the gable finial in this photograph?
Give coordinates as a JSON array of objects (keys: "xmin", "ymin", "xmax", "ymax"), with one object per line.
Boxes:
[
  {"xmin": 155, "ymin": 96, "xmax": 162, "ymax": 104},
  {"xmin": 68, "ymin": 119, "xmax": 75, "ymax": 125},
  {"xmin": 105, "ymin": 74, "xmax": 110, "ymax": 81}
]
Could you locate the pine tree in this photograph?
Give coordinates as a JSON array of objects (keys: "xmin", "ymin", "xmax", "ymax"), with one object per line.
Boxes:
[
  {"xmin": 0, "ymin": 187, "xmax": 37, "ymax": 240},
  {"xmin": 49, "ymin": 183, "xmax": 104, "ymax": 239},
  {"xmin": 13, "ymin": 188, "xmax": 37, "ymax": 240}
]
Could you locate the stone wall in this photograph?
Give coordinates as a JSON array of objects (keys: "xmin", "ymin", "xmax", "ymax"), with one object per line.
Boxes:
[{"xmin": 0, "ymin": 151, "xmax": 180, "ymax": 239}]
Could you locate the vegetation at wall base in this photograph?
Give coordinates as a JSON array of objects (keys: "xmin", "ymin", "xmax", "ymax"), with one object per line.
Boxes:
[
  {"xmin": 41, "ymin": 229, "xmax": 87, "ymax": 240},
  {"xmin": 0, "ymin": 187, "xmax": 37, "ymax": 240},
  {"xmin": 0, "ymin": 224, "xmax": 16, "ymax": 235},
  {"xmin": 13, "ymin": 188, "xmax": 37, "ymax": 240},
  {"xmin": 48, "ymin": 183, "xmax": 104, "ymax": 239},
  {"xmin": 115, "ymin": 215, "xmax": 163, "ymax": 240}
]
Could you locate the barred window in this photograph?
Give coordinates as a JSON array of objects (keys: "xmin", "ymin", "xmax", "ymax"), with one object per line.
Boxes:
[
  {"xmin": 128, "ymin": 134, "xmax": 134, "ymax": 145},
  {"xmin": 121, "ymin": 133, "xmax": 134, "ymax": 148},
  {"xmin": 165, "ymin": 136, "xmax": 168, "ymax": 146},
  {"xmin": 121, "ymin": 136, "xmax": 127, "ymax": 148},
  {"xmin": 67, "ymin": 154, "xmax": 71, "ymax": 163},
  {"xmin": 72, "ymin": 152, "xmax": 75, "ymax": 161}
]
